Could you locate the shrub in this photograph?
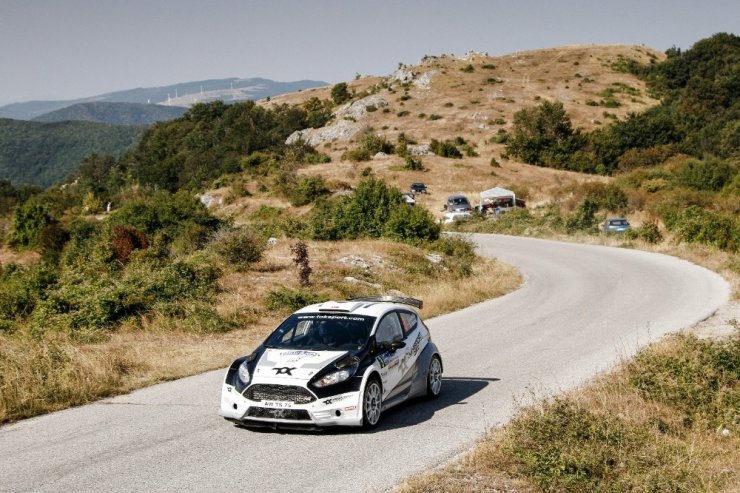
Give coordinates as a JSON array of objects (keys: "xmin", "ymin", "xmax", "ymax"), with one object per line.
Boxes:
[
  {"xmin": 628, "ymin": 334, "xmax": 739, "ymax": 428},
  {"xmin": 307, "ymin": 178, "xmax": 439, "ymax": 245},
  {"xmin": 404, "ymin": 156, "xmax": 424, "ymax": 170},
  {"xmin": 430, "ymin": 139, "xmax": 463, "ymax": 158},
  {"xmin": 290, "ymin": 175, "xmax": 329, "ymax": 206},
  {"xmin": 211, "ymin": 227, "xmax": 265, "ymax": 268},
  {"xmin": 566, "ymin": 197, "xmax": 600, "ymax": 233},
  {"xmin": 461, "ymin": 64, "xmax": 475, "ymax": 73},
  {"xmin": 111, "ymin": 226, "xmax": 149, "ymax": 264},
  {"xmin": 291, "ymin": 242, "xmax": 312, "ymax": 287},
  {"xmin": 663, "ymin": 206, "xmax": 738, "ymax": 252},
  {"xmin": 676, "ymin": 157, "xmax": 736, "ymax": 191},
  {"xmin": 342, "ymin": 133, "xmax": 393, "ymax": 162},
  {"xmin": 383, "ymin": 205, "xmax": 441, "ymax": 245},
  {"xmin": 266, "ymin": 287, "xmax": 328, "ymax": 313},
  {"xmin": 603, "ymin": 184, "xmax": 629, "ymax": 212},
  {"xmin": 8, "ymin": 199, "xmax": 52, "ymax": 249},
  {"xmin": 637, "ymin": 222, "xmax": 663, "ymax": 244},
  {"xmin": 330, "ymin": 82, "xmax": 350, "ymax": 105}
]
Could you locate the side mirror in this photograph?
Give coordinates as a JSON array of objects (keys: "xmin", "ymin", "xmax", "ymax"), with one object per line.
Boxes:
[{"xmin": 390, "ymin": 340, "xmax": 406, "ymax": 350}]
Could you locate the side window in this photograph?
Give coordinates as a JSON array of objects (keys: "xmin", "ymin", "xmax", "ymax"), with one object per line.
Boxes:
[
  {"xmin": 375, "ymin": 312, "xmax": 404, "ymax": 344},
  {"xmin": 398, "ymin": 311, "xmax": 418, "ymax": 337}
]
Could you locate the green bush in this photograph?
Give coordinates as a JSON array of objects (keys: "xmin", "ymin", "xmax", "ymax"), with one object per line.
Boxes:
[
  {"xmin": 341, "ymin": 133, "xmax": 393, "ymax": 162},
  {"xmin": 331, "ymin": 83, "xmax": 350, "ymax": 105},
  {"xmin": 290, "ymin": 175, "xmax": 329, "ymax": 206},
  {"xmin": 636, "ymin": 222, "xmax": 663, "ymax": 244},
  {"xmin": 628, "ymin": 334, "xmax": 739, "ymax": 428},
  {"xmin": 211, "ymin": 227, "xmax": 265, "ymax": 268},
  {"xmin": 404, "ymin": 156, "xmax": 424, "ymax": 170},
  {"xmin": 663, "ymin": 205, "xmax": 738, "ymax": 251},
  {"xmin": 429, "ymin": 139, "xmax": 463, "ymax": 158},
  {"xmin": 566, "ymin": 197, "xmax": 600, "ymax": 233},
  {"xmin": 383, "ymin": 205, "xmax": 441, "ymax": 245},
  {"xmin": 109, "ymin": 191, "xmax": 221, "ymax": 244},
  {"xmin": 307, "ymin": 178, "xmax": 439, "ymax": 244},
  {"xmin": 266, "ymin": 287, "xmax": 329, "ymax": 313},
  {"xmin": 8, "ymin": 198, "xmax": 52, "ymax": 249},
  {"xmin": 503, "ymin": 398, "xmax": 649, "ymax": 491},
  {"xmin": 676, "ymin": 157, "xmax": 736, "ymax": 191}
]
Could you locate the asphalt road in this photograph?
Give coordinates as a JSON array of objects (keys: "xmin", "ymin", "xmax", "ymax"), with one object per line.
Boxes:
[{"xmin": 0, "ymin": 234, "xmax": 729, "ymax": 493}]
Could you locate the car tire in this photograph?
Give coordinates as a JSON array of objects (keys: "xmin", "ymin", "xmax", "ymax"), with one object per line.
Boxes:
[
  {"xmin": 362, "ymin": 377, "xmax": 383, "ymax": 429},
  {"xmin": 426, "ymin": 355, "xmax": 443, "ymax": 399}
]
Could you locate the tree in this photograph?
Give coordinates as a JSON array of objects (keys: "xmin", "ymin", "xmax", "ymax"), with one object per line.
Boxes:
[
  {"xmin": 331, "ymin": 83, "xmax": 350, "ymax": 105},
  {"xmin": 506, "ymin": 101, "xmax": 583, "ymax": 168}
]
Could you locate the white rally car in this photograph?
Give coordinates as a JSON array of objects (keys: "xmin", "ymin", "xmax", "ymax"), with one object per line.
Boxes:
[{"xmin": 220, "ymin": 297, "xmax": 443, "ymax": 429}]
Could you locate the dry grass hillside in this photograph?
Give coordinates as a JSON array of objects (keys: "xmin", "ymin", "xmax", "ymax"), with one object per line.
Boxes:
[{"xmin": 220, "ymin": 45, "xmax": 663, "ymax": 220}]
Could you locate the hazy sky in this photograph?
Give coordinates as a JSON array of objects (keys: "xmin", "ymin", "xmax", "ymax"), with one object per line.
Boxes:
[{"xmin": 1, "ymin": 0, "xmax": 737, "ymax": 105}]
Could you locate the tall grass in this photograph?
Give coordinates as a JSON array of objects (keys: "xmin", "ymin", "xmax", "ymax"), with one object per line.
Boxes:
[{"xmin": 398, "ymin": 333, "xmax": 739, "ymax": 492}]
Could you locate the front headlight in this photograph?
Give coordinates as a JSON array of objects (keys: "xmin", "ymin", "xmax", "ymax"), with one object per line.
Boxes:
[
  {"xmin": 237, "ymin": 360, "xmax": 251, "ymax": 385},
  {"xmin": 314, "ymin": 368, "xmax": 353, "ymax": 388}
]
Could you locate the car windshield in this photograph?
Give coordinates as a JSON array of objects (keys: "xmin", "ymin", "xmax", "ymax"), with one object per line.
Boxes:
[
  {"xmin": 264, "ymin": 313, "xmax": 376, "ymax": 351},
  {"xmin": 609, "ymin": 219, "xmax": 628, "ymax": 225}
]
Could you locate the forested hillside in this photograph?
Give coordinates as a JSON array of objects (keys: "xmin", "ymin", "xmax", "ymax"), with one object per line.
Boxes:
[
  {"xmin": 33, "ymin": 102, "xmax": 188, "ymax": 125},
  {"xmin": 0, "ymin": 119, "xmax": 144, "ymax": 186}
]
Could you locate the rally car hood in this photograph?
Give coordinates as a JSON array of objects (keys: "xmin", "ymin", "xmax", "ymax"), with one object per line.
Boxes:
[{"xmin": 252, "ymin": 348, "xmax": 347, "ymax": 382}]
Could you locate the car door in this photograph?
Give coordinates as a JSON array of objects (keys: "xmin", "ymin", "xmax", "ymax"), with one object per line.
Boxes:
[
  {"xmin": 373, "ymin": 311, "xmax": 409, "ymax": 398},
  {"xmin": 393, "ymin": 310, "xmax": 426, "ymax": 395}
]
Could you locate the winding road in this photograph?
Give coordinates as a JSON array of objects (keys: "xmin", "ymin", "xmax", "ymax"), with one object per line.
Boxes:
[{"xmin": 0, "ymin": 234, "xmax": 729, "ymax": 492}]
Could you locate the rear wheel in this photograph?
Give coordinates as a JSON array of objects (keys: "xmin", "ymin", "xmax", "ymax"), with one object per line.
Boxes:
[
  {"xmin": 362, "ymin": 378, "xmax": 382, "ymax": 429},
  {"xmin": 426, "ymin": 355, "xmax": 442, "ymax": 398}
]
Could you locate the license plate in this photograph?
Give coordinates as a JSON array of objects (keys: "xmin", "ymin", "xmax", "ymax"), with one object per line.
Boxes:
[{"xmin": 263, "ymin": 401, "xmax": 292, "ymax": 408}]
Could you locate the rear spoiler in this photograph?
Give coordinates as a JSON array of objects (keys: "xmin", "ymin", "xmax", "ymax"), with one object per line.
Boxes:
[{"xmin": 349, "ymin": 296, "xmax": 423, "ymax": 309}]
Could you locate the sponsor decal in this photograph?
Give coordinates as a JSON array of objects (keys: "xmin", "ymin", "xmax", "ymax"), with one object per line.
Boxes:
[
  {"xmin": 344, "ymin": 405, "xmax": 357, "ymax": 411},
  {"xmin": 376, "ymin": 350, "xmax": 396, "ymax": 369},
  {"xmin": 298, "ymin": 314, "xmax": 367, "ymax": 322},
  {"xmin": 280, "ymin": 350, "xmax": 320, "ymax": 358},
  {"xmin": 410, "ymin": 332, "xmax": 422, "ymax": 356},
  {"xmin": 273, "ymin": 367, "xmax": 297, "ymax": 376},
  {"xmin": 323, "ymin": 395, "xmax": 350, "ymax": 405}
]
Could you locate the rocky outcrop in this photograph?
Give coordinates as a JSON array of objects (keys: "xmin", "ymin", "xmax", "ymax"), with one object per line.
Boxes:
[
  {"xmin": 333, "ymin": 95, "xmax": 389, "ymax": 120},
  {"xmin": 285, "ymin": 95, "xmax": 388, "ymax": 146},
  {"xmin": 413, "ymin": 70, "xmax": 438, "ymax": 89},
  {"xmin": 286, "ymin": 119, "xmax": 362, "ymax": 146},
  {"xmin": 407, "ymin": 144, "xmax": 431, "ymax": 156}
]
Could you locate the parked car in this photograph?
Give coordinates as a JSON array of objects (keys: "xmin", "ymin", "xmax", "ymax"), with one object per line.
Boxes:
[
  {"xmin": 602, "ymin": 217, "xmax": 631, "ymax": 234},
  {"xmin": 445, "ymin": 194, "xmax": 472, "ymax": 213},
  {"xmin": 401, "ymin": 192, "xmax": 416, "ymax": 205},
  {"xmin": 220, "ymin": 297, "xmax": 443, "ymax": 430},
  {"xmin": 410, "ymin": 182, "xmax": 428, "ymax": 194},
  {"xmin": 443, "ymin": 211, "xmax": 472, "ymax": 224}
]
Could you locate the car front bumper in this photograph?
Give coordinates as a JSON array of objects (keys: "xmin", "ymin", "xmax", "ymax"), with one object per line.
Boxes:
[{"xmin": 219, "ymin": 383, "xmax": 364, "ymax": 428}]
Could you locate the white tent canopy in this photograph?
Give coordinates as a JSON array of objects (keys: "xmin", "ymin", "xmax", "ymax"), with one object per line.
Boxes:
[{"xmin": 479, "ymin": 187, "xmax": 515, "ymax": 207}]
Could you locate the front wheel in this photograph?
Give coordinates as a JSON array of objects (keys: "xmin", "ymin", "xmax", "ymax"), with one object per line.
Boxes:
[
  {"xmin": 362, "ymin": 378, "xmax": 383, "ymax": 429},
  {"xmin": 426, "ymin": 355, "xmax": 443, "ymax": 398}
]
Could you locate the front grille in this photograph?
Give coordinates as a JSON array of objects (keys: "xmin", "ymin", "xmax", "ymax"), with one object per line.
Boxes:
[
  {"xmin": 244, "ymin": 384, "xmax": 316, "ymax": 404},
  {"xmin": 246, "ymin": 407, "xmax": 311, "ymax": 420}
]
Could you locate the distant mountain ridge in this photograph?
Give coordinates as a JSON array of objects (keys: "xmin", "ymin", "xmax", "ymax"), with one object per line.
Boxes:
[
  {"xmin": 0, "ymin": 77, "xmax": 328, "ymax": 120},
  {"xmin": 33, "ymin": 102, "xmax": 188, "ymax": 125}
]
